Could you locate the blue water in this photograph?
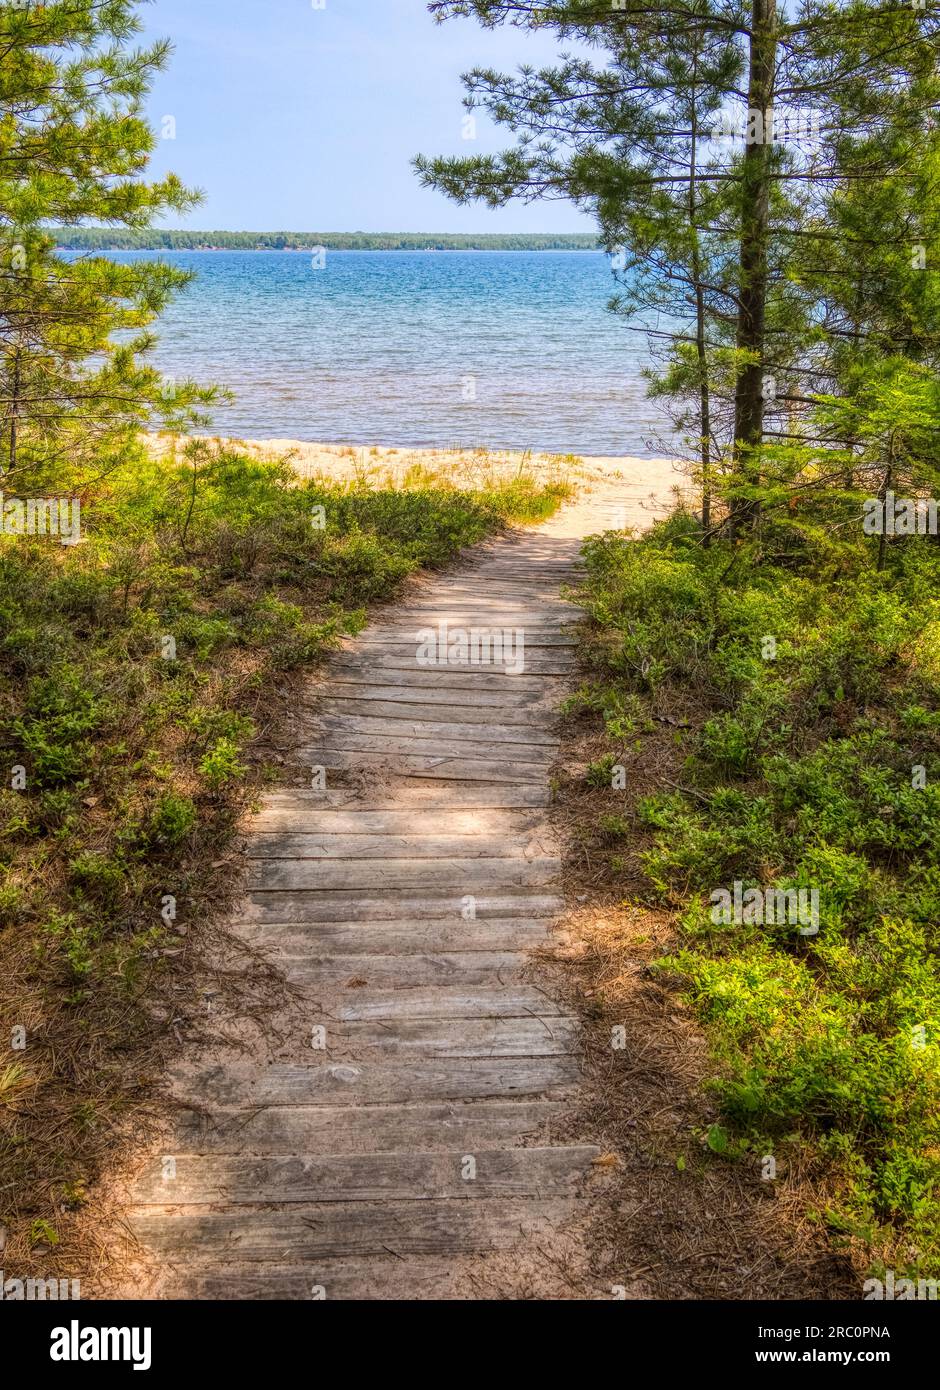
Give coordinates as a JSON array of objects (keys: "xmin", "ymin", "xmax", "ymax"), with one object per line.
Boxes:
[{"xmin": 99, "ymin": 250, "xmax": 671, "ymax": 455}]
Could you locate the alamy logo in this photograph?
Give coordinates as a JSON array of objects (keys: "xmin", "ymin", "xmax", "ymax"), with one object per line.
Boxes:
[
  {"xmin": 1, "ymin": 1271, "xmax": 80, "ymax": 1300},
  {"xmin": 863, "ymin": 1271, "xmax": 938, "ymax": 1300},
  {"xmin": 712, "ymin": 106, "xmax": 821, "ymax": 146},
  {"xmin": 50, "ymin": 1321, "xmax": 151, "ymax": 1371},
  {"xmin": 416, "ymin": 622, "xmax": 526, "ymax": 675},
  {"xmin": 863, "ymin": 492, "xmax": 938, "ymax": 536},
  {"xmin": 0, "ymin": 493, "xmax": 81, "ymax": 545},
  {"xmin": 710, "ymin": 881, "xmax": 819, "ymax": 935}
]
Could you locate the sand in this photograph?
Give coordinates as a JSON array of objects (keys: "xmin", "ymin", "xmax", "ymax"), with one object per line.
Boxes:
[{"xmin": 150, "ymin": 434, "xmax": 691, "ymax": 519}]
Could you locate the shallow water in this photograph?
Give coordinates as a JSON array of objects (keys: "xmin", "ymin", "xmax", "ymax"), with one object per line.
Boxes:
[{"xmin": 93, "ymin": 249, "xmax": 673, "ymax": 455}]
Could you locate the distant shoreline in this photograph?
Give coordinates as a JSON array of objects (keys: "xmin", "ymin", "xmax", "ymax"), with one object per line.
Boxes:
[{"xmin": 51, "ymin": 230, "xmax": 601, "ymax": 253}]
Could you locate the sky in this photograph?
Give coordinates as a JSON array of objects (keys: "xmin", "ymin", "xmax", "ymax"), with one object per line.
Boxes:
[{"xmin": 137, "ymin": 0, "xmax": 595, "ymax": 233}]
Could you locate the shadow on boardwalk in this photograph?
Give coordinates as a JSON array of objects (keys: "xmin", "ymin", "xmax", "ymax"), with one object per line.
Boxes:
[{"xmin": 110, "ymin": 468, "xmax": 849, "ymax": 1300}]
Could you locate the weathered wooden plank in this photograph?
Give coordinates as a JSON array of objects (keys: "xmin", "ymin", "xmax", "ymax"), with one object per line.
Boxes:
[
  {"xmin": 329, "ymin": 654, "xmax": 575, "ymax": 676},
  {"xmin": 352, "ymin": 632, "xmax": 577, "ymax": 649},
  {"xmin": 311, "ymin": 714, "xmax": 558, "ymax": 746},
  {"xmin": 328, "ymin": 667, "xmax": 577, "ymax": 683},
  {"xmin": 305, "ymin": 750, "xmax": 553, "ymax": 783},
  {"xmin": 159, "ymin": 1256, "xmax": 472, "ymax": 1300},
  {"xmin": 392, "ymin": 611, "xmax": 576, "ymax": 628},
  {"xmin": 395, "ymin": 592, "xmax": 577, "ymax": 604},
  {"xmin": 405, "ymin": 592, "xmax": 575, "ymax": 606},
  {"xmin": 128, "ymin": 1198, "xmax": 584, "ymax": 1260},
  {"xmin": 169, "ymin": 1100, "xmax": 568, "ymax": 1155},
  {"xmin": 252, "ymin": 791, "xmax": 552, "ymax": 819},
  {"xmin": 300, "ymin": 730, "xmax": 557, "ymax": 760},
  {"xmin": 319, "ymin": 1015, "xmax": 581, "ymax": 1057},
  {"xmin": 246, "ymin": 832, "xmax": 554, "ymax": 861},
  {"xmin": 255, "ymin": 784, "xmax": 552, "ymax": 811},
  {"xmin": 310, "ymin": 696, "xmax": 552, "ymax": 724},
  {"xmin": 130, "ymin": 1146, "xmax": 599, "ymax": 1205},
  {"xmin": 331, "ymin": 986, "xmax": 565, "ymax": 1021},
  {"xmin": 306, "ymin": 682, "xmax": 553, "ymax": 710},
  {"xmin": 246, "ymin": 856, "xmax": 560, "ymax": 892},
  {"xmin": 453, "ymin": 574, "xmax": 577, "ymax": 583},
  {"xmin": 170, "ymin": 1056, "xmax": 580, "ymax": 1105},
  {"xmin": 314, "ymin": 666, "xmax": 558, "ymax": 693},
  {"xmin": 275, "ymin": 949, "xmax": 533, "ymax": 988},
  {"xmin": 237, "ymin": 917, "xmax": 558, "ymax": 954},
  {"xmin": 236, "ymin": 890, "xmax": 564, "ymax": 925},
  {"xmin": 250, "ymin": 806, "xmax": 549, "ymax": 836},
  {"xmin": 363, "ymin": 605, "xmax": 575, "ymax": 615}
]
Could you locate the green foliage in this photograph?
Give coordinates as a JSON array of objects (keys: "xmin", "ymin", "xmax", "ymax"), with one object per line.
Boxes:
[
  {"xmin": 40, "ymin": 913, "xmax": 97, "ymax": 981},
  {"xmin": 420, "ymin": 0, "xmax": 940, "ymax": 570},
  {"xmin": 0, "ymin": 0, "xmax": 220, "ymax": 483},
  {"xmin": 562, "ymin": 682, "xmax": 649, "ymax": 740},
  {"xmin": 148, "ymin": 792, "xmax": 197, "ymax": 848},
  {"xmin": 586, "ymin": 753, "xmax": 619, "ymax": 790},
  {"xmin": 575, "ymin": 504, "xmax": 940, "ymax": 1279},
  {"xmin": 28, "ymin": 1219, "xmax": 59, "ymax": 1250},
  {"xmin": 1, "ymin": 444, "xmax": 567, "ymax": 962},
  {"xmin": 198, "ymin": 738, "xmax": 247, "ymax": 791}
]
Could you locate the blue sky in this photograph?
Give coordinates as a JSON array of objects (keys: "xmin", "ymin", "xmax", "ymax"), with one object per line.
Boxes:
[{"xmin": 138, "ymin": 0, "xmax": 594, "ymax": 232}]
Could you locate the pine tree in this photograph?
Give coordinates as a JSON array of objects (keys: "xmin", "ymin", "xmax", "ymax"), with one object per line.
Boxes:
[
  {"xmin": 416, "ymin": 0, "xmax": 940, "ymax": 533},
  {"xmin": 0, "ymin": 0, "xmax": 216, "ymax": 492}
]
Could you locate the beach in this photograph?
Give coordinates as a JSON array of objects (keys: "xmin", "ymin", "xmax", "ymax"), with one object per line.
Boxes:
[{"xmin": 152, "ymin": 433, "xmax": 688, "ymax": 520}]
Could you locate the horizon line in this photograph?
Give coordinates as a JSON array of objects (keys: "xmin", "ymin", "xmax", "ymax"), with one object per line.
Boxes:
[{"xmin": 50, "ymin": 228, "xmax": 599, "ymax": 238}]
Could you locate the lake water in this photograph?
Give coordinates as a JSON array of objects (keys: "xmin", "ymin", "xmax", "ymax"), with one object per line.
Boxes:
[{"xmin": 100, "ymin": 250, "xmax": 671, "ymax": 455}]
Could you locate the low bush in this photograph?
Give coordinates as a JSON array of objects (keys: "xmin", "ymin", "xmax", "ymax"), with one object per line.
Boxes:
[{"xmin": 573, "ymin": 505, "xmax": 940, "ymax": 1280}]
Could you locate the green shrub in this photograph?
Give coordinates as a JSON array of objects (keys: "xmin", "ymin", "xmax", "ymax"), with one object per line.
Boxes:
[
  {"xmin": 148, "ymin": 791, "xmax": 198, "ymax": 847},
  {"xmin": 574, "ymin": 504, "xmax": 940, "ymax": 1277}
]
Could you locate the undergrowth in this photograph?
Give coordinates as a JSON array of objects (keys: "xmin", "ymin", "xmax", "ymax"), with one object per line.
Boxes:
[
  {"xmin": 0, "ymin": 439, "xmax": 570, "ymax": 1273},
  {"xmin": 570, "ymin": 506, "xmax": 940, "ymax": 1285}
]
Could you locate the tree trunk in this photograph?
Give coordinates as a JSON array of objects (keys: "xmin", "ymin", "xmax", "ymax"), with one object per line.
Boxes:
[
  {"xmin": 877, "ymin": 436, "xmax": 896, "ymax": 573},
  {"xmin": 696, "ymin": 277, "xmax": 712, "ymax": 541},
  {"xmin": 688, "ymin": 71, "xmax": 712, "ymax": 543},
  {"xmin": 7, "ymin": 348, "xmax": 21, "ymax": 478},
  {"xmin": 731, "ymin": 0, "xmax": 778, "ymax": 532}
]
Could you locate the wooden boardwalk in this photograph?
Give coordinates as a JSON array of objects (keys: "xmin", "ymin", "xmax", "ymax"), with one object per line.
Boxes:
[{"xmin": 124, "ymin": 479, "xmax": 669, "ymax": 1299}]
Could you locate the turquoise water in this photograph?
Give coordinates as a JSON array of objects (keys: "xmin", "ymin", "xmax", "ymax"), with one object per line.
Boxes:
[{"xmin": 102, "ymin": 250, "xmax": 669, "ymax": 455}]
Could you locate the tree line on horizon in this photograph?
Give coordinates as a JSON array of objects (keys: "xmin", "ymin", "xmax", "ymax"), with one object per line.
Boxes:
[{"xmin": 50, "ymin": 229, "xmax": 600, "ymax": 252}]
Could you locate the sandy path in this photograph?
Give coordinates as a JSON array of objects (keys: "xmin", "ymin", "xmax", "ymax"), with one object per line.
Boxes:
[{"xmin": 121, "ymin": 460, "xmax": 678, "ymax": 1299}]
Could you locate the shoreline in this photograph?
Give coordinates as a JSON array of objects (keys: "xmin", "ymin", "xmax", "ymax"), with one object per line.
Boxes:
[
  {"xmin": 62, "ymin": 246, "xmax": 606, "ymax": 254},
  {"xmin": 150, "ymin": 434, "xmax": 687, "ymax": 504}
]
